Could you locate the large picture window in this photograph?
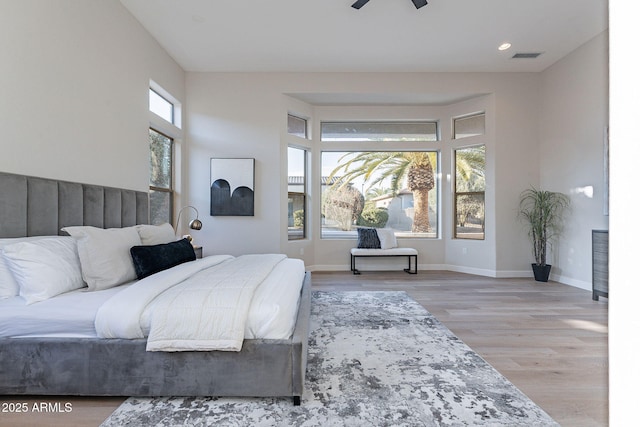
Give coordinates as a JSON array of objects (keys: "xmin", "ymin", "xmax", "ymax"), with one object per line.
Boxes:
[
  {"xmin": 321, "ymin": 151, "xmax": 439, "ymax": 239},
  {"xmin": 454, "ymin": 145, "xmax": 485, "ymax": 239}
]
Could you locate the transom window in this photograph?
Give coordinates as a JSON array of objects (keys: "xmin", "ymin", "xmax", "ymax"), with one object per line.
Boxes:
[
  {"xmin": 321, "ymin": 121, "xmax": 438, "ymax": 142},
  {"xmin": 149, "ymin": 89, "xmax": 174, "ymax": 124},
  {"xmin": 287, "ymin": 114, "xmax": 308, "ymax": 139},
  {"xmin": 453, "ymin": 113, "xmax": 485, "ymax": 139}
]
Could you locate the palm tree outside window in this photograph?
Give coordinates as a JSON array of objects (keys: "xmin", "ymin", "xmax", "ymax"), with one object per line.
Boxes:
[
  {"xmin": 320, "ymin": 121, "xmax": 439, "ymax": 240},
  {"xmin": 454, "ymin": 145, "xmax": 486, "ymax": 239}
]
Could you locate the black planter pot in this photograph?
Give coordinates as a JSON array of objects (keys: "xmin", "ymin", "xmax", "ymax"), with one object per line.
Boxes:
[{"xmin": 532, "ymin": 263, "xmax": 552, "ymax": 282}]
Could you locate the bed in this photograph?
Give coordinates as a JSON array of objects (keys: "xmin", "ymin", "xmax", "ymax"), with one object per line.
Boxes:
[{"xmin": 0, "ymin": 172, "xmax": 311, "ymax": 405}]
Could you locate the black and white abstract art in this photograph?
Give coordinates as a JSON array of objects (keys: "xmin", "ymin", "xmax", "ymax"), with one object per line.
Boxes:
[{"xmin": 210, "ymin": 158, "xmax": 254, "ymax": 216}]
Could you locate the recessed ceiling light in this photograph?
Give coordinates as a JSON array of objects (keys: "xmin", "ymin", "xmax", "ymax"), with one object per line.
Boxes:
[{"xmin": 498, "ymin": 43, "xmax": 512, "ymax": 51}]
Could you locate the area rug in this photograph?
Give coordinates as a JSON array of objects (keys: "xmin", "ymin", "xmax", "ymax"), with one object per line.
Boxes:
[{"xmin": 101, "ymin": 291, "xmax": 558, "ymax": 426}]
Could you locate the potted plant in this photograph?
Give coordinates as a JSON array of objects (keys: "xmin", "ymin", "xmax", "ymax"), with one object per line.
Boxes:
[{"xmin": 518, "ymin": 187, "xmax": 570, "ymax": 282}]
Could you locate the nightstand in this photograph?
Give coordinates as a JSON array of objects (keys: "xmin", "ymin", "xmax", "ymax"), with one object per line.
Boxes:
[{"xmin": 193, "ymin": 246, "xmax": 203, "ymax": 259}]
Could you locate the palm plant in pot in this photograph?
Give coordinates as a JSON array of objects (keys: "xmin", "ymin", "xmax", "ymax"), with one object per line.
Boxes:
[{"xmin": 518, "ymin": 187, "xmax": 570, "ymax": 282}]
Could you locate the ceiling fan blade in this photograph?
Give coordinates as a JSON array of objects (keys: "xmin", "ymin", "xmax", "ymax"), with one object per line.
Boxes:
[
  {"xmin": 351, "ymin": 0, "xmax": 370, "ymax": 9},
  {"xmin": 411, "ymin": 0, "xmax": 428, "ymax": 9}
]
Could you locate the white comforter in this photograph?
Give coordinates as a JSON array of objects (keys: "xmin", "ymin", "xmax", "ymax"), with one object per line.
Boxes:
[{"xmin": 95, "ymin": 254, "xmax": 287, "ymax": 352}]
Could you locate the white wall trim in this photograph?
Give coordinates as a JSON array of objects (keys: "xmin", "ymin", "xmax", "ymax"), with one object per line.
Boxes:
[
  {"xmin": 445, "ymin": 264, "xmax": 498, "ymax": 277},
  {"xmin": 495, "ymin": 270, "xmax": 532, "ymax": 278},
  {"xmin": 306, "ymin": 263, "xmax": 590, "ymax": 292},
  {"xmin": 550, "ymin": 273, "xmax": 591, "ymax": 291}
]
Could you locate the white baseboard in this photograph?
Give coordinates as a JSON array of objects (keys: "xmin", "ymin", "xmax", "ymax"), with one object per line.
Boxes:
[
  {"xmin": 495, "ymin": 270, "xmax": 532, "ymax": 278},
  {"xmin": 445, "ymin": 264, "xmax": 499, "ymax": 278},
  {"xmin": 550, "ymin": 273, "xmax": 591, "ymax": 291},
  {"xmin": 308, "ymin": 264, "xmax": 351, "ymax": 272},
  {"xmin": 308, "ymin": 263, "xmax": 440, "ymax": 272},
  {"xmin": 306, "ymin": 264, "xmax": 591, "ymax": 292}
]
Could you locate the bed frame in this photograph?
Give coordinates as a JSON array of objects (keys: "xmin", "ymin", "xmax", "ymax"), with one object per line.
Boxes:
[{"xmin": 0, "ymin": 172, "xmax": 311, "ymax": 404}]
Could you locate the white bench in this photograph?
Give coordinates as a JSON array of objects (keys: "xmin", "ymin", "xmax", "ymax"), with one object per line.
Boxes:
[{"xmin": 350, "ymin": 247, "xmax": 418, "ymax": 275}]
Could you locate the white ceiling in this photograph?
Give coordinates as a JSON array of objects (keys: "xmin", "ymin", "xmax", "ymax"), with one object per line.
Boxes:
[{"xmin": 120, "ymin": 0, "xmax": 608, "ymax": 73}]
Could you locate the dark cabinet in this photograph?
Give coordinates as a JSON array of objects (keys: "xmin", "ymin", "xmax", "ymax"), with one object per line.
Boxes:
[{"xmin": 592, "ymin": 230, "xmax": 608, "ymax": 301}]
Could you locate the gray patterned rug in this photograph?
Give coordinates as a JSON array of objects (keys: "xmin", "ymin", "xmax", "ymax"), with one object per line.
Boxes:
[{"xmin": 101, "ymin": 291, "xmax": 558, "ymax": 426}]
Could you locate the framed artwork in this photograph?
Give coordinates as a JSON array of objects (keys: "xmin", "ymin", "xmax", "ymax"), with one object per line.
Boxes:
[{"xmin": 210, "ymin": 158, "xmax": 255, "ymax": 216}]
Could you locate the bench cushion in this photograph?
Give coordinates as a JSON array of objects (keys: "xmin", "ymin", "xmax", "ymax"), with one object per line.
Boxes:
[{"xmin": 350, "ymin": 248, "xmax": 418, "ymax": 256}]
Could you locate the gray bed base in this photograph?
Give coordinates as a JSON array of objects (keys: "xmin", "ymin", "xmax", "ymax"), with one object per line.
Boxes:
[
  {"xmin": 0, "ymin": 274, "xmax": 311, "ymax": 402},
  {"xmin": 0, "ymin": 172, "xmax": 310, "ymax": 403}
]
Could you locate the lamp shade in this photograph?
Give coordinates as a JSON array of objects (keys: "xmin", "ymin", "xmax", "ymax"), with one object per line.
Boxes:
[
  {"xmin": 188, "ymin": 218, "xmax": 203, "ymax": 230},
  {"xmin": 175, "ymin": 206, "xmax": 202, "ymax": 234}
]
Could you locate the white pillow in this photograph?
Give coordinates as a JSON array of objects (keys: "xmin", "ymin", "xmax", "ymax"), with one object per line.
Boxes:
[
  {"xmin": 2, "ymin": 237, "xmax": 85, "ymax": 304},
  {"xmin": 136, "ymin": 223, "xmax": 176, "ymax": 245},
  {"xmin": 0, "ymin": 236, "xmax": 52, "ymax": 299},
  {"xmin": 376, "ymin": 228, "xmax": 398, "ymax": 250},
  {"xmin": 62, "ymin": 226, "xmax": 141, "ymax": 291},
  {"xmin": 0, "ymin": 251, "xmax": 17, "ymax": 299}
]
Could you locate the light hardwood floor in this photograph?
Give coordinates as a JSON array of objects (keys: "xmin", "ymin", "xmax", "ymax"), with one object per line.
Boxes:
[
  {"xmin": 0, "ymin": 271, "xmax": 608, "ymax": 427},
  {"xmin": 313, "ymin": 271, "xmax": 609, "ymax": 427}
]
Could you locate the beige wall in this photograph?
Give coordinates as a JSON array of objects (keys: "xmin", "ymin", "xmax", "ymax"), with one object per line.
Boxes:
[
  {"xmin": 185, "ymin": 72, "xmax": 546, "ymax": 276},
  {"xmin": 0, "ymin": 0, "xmax": 185, "ymax": 192},
  {"xmin": 539, "ymin": 31, "xmax": 609, "ymax": 288},
  {"xmin": 185, "ymin": 37, "xmax": 607, "ymax": 283}
]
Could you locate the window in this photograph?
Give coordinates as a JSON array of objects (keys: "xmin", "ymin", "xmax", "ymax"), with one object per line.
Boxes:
[
  {"xmin": 287, "ymin": 114, "xmax": 309, "ymax": 240},
  {"xmin": 287, "ymin": 114, "xmax": 308, "ymax": 139},
  {"xmin": 149, "ymin": 128, "xmax": 173, "ymax": 225},
  {"xmin": 321, "ymin": 151, "xmax": 438, "ymax": 239},
  {"xmin": 288, "ymin": 147, "xmax": 307, "ymax": 240},
  {"xmin": 148, "ymin": 82, "xmax": 180, "ymax": 225},
  {"xmin": 321, "ymin": 121, "xmax": 438, "ymax": 142},
  {"xmin": 149, "ymin": 88, "xmax": 174, "ymax": 124},
  {"xmin": 453, "ymin": 113, "xmax": 485, "ymax": 139},
  {"xmin": 320, "ymin": 120, "xmax": 439, "ymax": 239},
  {"xmin": 454, "ymin": 145, "xmax": 485, "ymax": 239}
]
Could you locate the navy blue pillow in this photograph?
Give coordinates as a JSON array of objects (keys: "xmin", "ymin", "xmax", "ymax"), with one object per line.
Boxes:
[
  {"xmin": 130, "ymin": 238, "xmax": 196, "ymax": 279},
  {"xmin": 356, "ymin": 228, "xmax": 381, "ymax": 249}
]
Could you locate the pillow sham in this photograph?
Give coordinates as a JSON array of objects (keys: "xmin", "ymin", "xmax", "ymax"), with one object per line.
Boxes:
[
  {"xmin": 130, "ymin": 238, "xmax": 196, "ymax": 280},
  {"xmin": 356, "ymin": 227, "xmax": 381, "ymax": 249},
  {"xmin": 2, "ymin": 236, "xmax": 85, "ymax": 304},
  {"xmin": 0, "ymin": 236, "xmax": 52, "ymax": 299},
  {"xmin": 61, "ymin": 226, "xmax": 141, "ymax": 291},
  {"xmin": 0, "ymin": 252, "xmax": 18, "ymax": 299},
  {"xmin": 376, "ymin": 228, "xmax": 398, "ymax": 250},
  {"xmin": 136, "ymin": 223, "xmax": 176, "ymax": 246}
]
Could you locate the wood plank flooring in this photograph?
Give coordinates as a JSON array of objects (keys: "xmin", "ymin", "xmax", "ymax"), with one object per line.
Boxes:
[
  {"xmin": 0, "ymin": 270, "xmax": 608, "ymax": 426},
  {"xmin": 312, "ymin": 271, "xmax": 608, "ymax": 427}
]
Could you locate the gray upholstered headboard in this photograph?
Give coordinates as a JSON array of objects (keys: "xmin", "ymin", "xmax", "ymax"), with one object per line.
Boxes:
[{"xmin": 0, "ymin": 172, "xmax": 149, "ymax": 238}]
